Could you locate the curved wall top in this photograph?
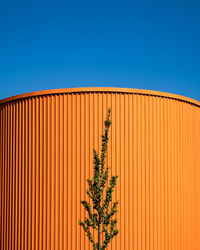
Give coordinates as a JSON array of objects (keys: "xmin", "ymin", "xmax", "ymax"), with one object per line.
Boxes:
[{"xmin": 0, "ymin": 87, "xmax": 200, "ymax": 107}]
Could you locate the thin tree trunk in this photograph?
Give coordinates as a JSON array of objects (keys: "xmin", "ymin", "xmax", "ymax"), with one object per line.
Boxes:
[{"xmin": 98, "ymin": 224, "xmax": 101, "ymax": 250}]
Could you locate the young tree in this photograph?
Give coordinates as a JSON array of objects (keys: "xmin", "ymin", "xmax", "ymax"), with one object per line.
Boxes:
[{"xmin": 79, "ymin": 108, "xmax": 119, "ymax": 250}]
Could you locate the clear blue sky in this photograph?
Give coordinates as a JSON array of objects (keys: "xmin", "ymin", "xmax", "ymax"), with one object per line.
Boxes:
[{"xmin": 0, "ymin": 0, "xmax": 200, "ymax": 101}]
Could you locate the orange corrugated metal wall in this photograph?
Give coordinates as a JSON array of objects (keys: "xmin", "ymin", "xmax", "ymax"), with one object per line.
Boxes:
[{"xmin": 0, "ymin": 89, "xmax": 200, "ymax": 250}]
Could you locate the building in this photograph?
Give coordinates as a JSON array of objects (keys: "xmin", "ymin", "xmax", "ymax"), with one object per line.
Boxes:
[{"xmin": 0, "ymin": 87, "xmax": 200, "ymax": 249}]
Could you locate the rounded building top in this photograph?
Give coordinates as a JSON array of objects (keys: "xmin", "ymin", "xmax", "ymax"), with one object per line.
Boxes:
[{"xmin": 0, "ymin": 87, "xmax": 199, "ymax": 107}]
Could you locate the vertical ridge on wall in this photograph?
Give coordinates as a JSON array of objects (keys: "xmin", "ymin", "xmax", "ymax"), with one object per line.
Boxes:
[
  {"xmin": 46, "ymin": 96, "xmax": 50, "ymax": 250},
  {"xmin": 0, "ymin": 91, "xmax": 200, "ymax": 250}
]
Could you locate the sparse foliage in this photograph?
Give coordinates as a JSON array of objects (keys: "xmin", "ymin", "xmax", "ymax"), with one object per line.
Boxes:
[{"xmin": 79, "ymin": 108, "xmax": 119, "ymax": 250}]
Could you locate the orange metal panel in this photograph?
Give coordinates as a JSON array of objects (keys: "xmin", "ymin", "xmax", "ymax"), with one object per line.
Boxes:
[{"xmin": 0, "ymin": 88, "xmax": 200, "ymax": 250}]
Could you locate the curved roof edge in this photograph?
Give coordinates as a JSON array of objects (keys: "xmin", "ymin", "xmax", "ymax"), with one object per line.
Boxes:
[{"xmin": 0, "ymin": 87, "xmax": 200, "ymax": 107}]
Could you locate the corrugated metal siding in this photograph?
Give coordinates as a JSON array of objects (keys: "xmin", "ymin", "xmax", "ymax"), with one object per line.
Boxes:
[{"xmin": 0, "ymin": 90, "xmax": 200, "ymax": 250}]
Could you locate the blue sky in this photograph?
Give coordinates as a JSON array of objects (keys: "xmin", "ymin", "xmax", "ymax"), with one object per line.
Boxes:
[{"xmin": 0, "ymin": 0, "xmax": 200, "ymax": 101}]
